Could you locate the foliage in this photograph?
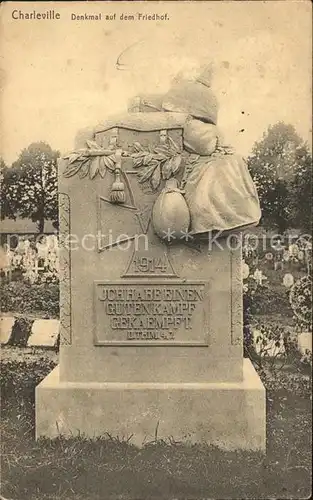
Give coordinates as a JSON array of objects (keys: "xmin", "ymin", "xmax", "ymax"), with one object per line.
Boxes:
[
  {"xmin": 0, "ymin": 156, "xmax": 6, "ymax": 174},
  {"xmin": 289, "ymin": 274, "xmax": 312, "ymax": 328},
  {"xmin": 247, "ymin": 122, "xmax": 312, "ymax": 233},
  {"xmin": 243, "ymin": 278, "xmax": 292, "ymax": 317},
  {"xmin": 255, "ymin": 363, "xmax": 311, "ymax": 397},
  {"xmin": 0, "ymin": 281, "xmax": 59, "ymax": 317},
  {"xmin": 243, "ymin": 318, "xmax": 312, "ymax": 403},
  {"xmin": 242, "ymin": 268, "xmax": 312, "ymax": 374},
  {"xmin": 1, "ymin": 142, "xmax": 60, "ymax": 232},
  {"xmin": 0, "ymin": 353, "xmax": 57, "ymax": 403},
  {"xmin": 248, "ymin": 318, "xmax": 309, "ymax": 360},
  {"xmin": 289, "ymin": 145, "xmax": 313, "ymax": 233},
  {"xmin": 1, "ymin": 157, "xmax": 18, "ymax": 221},
  {"xmin": 250, "ymin": 321, "xmax": 286, "ymax": 361}
]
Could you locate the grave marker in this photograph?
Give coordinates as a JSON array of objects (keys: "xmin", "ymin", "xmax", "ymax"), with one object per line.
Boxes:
[{"xmin": 36, "ymin": 102, "xmax": 265, "ymax": 450}]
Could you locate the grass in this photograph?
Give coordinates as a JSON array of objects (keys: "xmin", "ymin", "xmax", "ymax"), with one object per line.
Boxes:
[{"xmin": 0, "ymin": 347, "xmax": 312, "ymax": 500}]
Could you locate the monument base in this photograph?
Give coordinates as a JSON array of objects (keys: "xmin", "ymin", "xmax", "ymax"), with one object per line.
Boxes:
[{"xmin": 36, "ymin": 358, "xmax": 265, "ymax": 451}]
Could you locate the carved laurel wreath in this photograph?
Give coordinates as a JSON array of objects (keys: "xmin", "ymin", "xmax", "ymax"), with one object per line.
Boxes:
[
  {"xmin": 62, "ymin": 135, "xmax": 234, "ymax": 193},
  {"xmin": 63, "ymin": 137, "xmax": 185, "ymax": 191},
  {"xmin": 131, "ymin": 137, "xmax": 183, "ymax": 190},
  {"xmin": 63, "ymin": 140, "xmax": 116, "ymax": 179}
]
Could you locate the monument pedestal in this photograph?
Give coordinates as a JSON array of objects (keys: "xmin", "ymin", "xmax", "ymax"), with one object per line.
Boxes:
[{"xmin": 36, "ymin": 358, "xmax": 265, "ymax": 450}]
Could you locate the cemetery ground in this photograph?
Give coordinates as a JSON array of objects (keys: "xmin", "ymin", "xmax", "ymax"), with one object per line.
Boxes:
[{"xmin": 1, "ymin": 342, "xmax": 311, "ymax": 500}]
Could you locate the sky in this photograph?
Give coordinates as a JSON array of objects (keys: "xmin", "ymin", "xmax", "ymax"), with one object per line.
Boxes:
[{"xmin": 0, "ymin": 0, "xmax": 312, "ymax": 165}]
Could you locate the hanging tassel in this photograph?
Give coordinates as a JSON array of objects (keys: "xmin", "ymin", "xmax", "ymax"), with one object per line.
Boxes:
[
  {"xmin": 110, "ymin": 149, "xmax": 125, "ymax": 204},
  {"xmin": 110, "ymin": 169, "xmax": 125, "ymax": 204}
]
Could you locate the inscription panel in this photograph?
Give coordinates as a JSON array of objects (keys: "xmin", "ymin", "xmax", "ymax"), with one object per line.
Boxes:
[{"xmin": 94, "ymin": 280, "xmax": 209, "ymax": 346}]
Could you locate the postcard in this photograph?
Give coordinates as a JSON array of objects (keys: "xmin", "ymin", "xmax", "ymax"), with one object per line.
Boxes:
[{"xmin": 0, "ymin": 2, "xmax": 312, "ymax": 499}]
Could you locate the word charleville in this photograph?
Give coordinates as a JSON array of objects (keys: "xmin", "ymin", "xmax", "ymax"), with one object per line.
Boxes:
[{"xmin": 12, "ymin": 10, "xmax": 60, "ymax": 20}]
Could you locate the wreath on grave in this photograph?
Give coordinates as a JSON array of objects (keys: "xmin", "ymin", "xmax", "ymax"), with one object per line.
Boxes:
[{"xmin": 289, "ymin": 274, "xmax": 312, "ymax": 326}]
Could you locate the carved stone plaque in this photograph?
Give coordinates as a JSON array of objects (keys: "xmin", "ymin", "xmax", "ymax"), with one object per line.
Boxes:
[{"xmin": 94, "ymin": 280, "xmax": 209, "ymax": 346}]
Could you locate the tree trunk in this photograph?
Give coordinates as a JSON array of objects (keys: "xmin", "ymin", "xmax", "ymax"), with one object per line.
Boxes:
[{"xmin": 37, "ymin": 217, "xmax": 45, "ymax": 233}]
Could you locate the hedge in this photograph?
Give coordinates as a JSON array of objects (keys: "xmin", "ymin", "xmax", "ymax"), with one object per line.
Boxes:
[{"xmin": 1, "ymin": 281, "xmax": 59, "ymax": 318}]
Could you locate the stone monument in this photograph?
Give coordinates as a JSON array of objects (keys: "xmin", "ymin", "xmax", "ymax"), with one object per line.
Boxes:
[{"xmin": 36, "ymin": 66, "xmax": 266, "ymax": 450}]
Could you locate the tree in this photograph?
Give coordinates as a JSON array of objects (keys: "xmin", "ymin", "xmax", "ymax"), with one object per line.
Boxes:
[
  {"xmin": 1, "ymin": 157, "xmax": 8, "ymax": 218},
  {"xmin": 289, "ymin": 144, "xmax": 312, "ymax": 233},
  {"xmin": 247, "ymin": 122, "xmax": 312, "ymax": 234},
  {"xmin": 2, "ymin": 142, "xmax": 60, "ymax": 232},
  {"xmin": 1, "ymin": 157, "xmax": 16, "ymax": 221}
]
